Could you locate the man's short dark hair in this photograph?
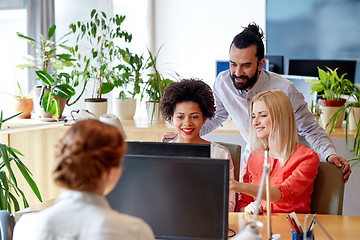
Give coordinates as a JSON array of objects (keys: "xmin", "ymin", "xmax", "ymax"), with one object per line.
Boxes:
[{"xmin": 231, "ymin": 22, "xmax": 265, "ymax": 61}]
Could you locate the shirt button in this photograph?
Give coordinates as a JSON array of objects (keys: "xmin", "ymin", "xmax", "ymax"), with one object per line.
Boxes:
[{"xmin": 290, "ymin": 190, "xmax": 293, "ymax": 194}]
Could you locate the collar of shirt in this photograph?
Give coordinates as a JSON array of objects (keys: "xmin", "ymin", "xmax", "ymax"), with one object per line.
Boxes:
[{"xmin": 57, "ymin": 190, "xmax": 111, "ymax": 209}]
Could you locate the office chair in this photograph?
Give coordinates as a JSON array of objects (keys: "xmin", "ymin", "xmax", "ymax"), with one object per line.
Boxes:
[
  {"xmin": 0, "ymin": 210, "xmax": 14, "ymax": 240},
  {"xmin": 215, "ymin": 142, "xmax": 241, "ymax": 181},
  {"xmin": 310, "ymin": 162, "xmax": 345, "ymax": 215}
]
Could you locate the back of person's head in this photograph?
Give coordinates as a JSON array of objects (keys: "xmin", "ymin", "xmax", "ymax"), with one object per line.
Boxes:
[
  {"xmin": 160, "ymin": 78, "xmax": 216, "ymax": 122},
  {"xmin": 231, "ymin": 22, "xmax": 265, "ymax": 61},
  {"xmin": 249, "ymin": 90, "xmax": 298, "ymax": 165},
  {"xmin": 53, "ymin": 119, "xmax": 126, "ymax": 191}
]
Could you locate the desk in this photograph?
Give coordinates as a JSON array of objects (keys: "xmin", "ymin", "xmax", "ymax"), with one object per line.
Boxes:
[{"xmin": 229, "ymin": 213, "xmax": 360, "ymax": 239}]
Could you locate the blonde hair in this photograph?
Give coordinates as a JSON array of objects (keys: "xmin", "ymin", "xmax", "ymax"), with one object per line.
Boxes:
[
  {"xmin": 53, "ymin": 119, "xmax": 126, "ymax": 191},
  {"xmin": 249, "ymin": 90, "xmax": 299, "ymax": 165}
]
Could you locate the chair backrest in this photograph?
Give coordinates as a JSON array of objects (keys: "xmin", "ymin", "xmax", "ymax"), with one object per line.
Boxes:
[
  {"xmin": 310, "ymin": 162, "xmax": 345, "ymax": 215},
  {"xmin": 0, "ymin": 210, "xmax": 14, "ymax": 240},
  {"xmin": 216, "ymin": 142, "xmax": 241, "ymax": 181}
]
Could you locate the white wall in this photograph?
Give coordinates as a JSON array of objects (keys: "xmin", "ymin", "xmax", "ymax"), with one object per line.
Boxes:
[{"xmin": 154, "ymin": 0, "xmax": 266, "ymax": 87}]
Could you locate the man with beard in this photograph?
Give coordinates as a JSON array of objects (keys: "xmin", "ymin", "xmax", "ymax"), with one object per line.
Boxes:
[{"xmin": 199, "ymin": 23, "xmax": 351, "ymax": 182}]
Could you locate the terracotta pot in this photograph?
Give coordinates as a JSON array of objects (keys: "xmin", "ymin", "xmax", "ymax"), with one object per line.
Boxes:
[
  {"xmin": 14, "ymin": 98, "xmax": 33, "ymax": 119},
  {"xmin": 319, "ymin": 98, "xmax": 346, "ymax": 107},
  {"xmin": 84, "ymin": 98, "xmax": 108, "ymax": 118},
  {"xmin": 33, "ymin": 86, "xmax": 67, "ymax": 119}
]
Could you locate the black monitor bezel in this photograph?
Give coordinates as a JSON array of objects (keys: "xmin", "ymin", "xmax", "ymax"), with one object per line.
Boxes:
[
  {"xmin": 125, "ymin": 141, "xmax": 211, "ymax": 158},
  {"xmin": 288, "ymin": 59, "xmax": 357, "ymax": 83},
  {"xmin": 107, "ymin": 154, "xmax": 229, "ymax": 240}
]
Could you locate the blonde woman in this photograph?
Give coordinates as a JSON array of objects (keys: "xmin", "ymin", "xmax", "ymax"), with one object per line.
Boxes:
[
  {"xmin": 13, "ymin": 119, "xmax": 155, "ymax": 240},
  {"xmin": 230, "ymin": 90, "xmax": 319, "ymax": 213}
]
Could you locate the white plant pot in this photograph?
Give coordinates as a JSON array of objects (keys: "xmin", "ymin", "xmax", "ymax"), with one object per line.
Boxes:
[
  {"xmin": 320, "ymin": 105, "xmax": 345, "ymax": 128},
  {"xmin": 84, "ymin": 99, "xmax": 108, "ymax": 118},
  {"xmin": 146, "ymin": 101, "xmax": 164, "ymax": 123},
  {"xmin": 115, "ymin": 98, "xmax": 137, "ymax": 120},
  {"xmin": 348, "ymin": 107, "xmax": 360, "ymax": 130}
]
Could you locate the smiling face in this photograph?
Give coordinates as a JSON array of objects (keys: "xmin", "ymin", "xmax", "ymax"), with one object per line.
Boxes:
[
  {"xmin": 171, "ymin": 101, "xmax": 206, "ymax": 143},
  {"xmin": 251, "ymin": 100, "xmax": 272, "ymax": 139},
  {"xmin": 229, "ymin": 44, "xmax": 265, "ymax": 91}
]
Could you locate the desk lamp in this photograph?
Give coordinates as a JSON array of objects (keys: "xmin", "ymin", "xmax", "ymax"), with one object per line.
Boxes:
[
  {"xmin": 99, "ymin": 113, "xmax": 127, "ymax": 139},
  {"xmin": 232, "ymin": 151, "xmax": 278, "ymax": 240}
]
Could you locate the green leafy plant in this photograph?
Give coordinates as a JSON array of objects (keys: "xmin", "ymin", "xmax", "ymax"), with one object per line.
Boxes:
[
  {"xmin": 309, "ymin": 99, "xmax": 322, "ymax": 117},
  {"xmin": 327, "ymin": 84, "xmax": 360, "ymax": 167},
  {"xmin": 69, "ymin": 9, "xmax": 132, "ymax": 100},
  {"xmin": 0, "ymin": 111, "xmax": 42, "ymax": 212},
  {"xmin": 306, "ymin": 67, "xmax": 353, "ymax": 101},
  {"xmin": 114, "ymin": 48, "xmax": 145, "ymax": 100},
  {"xmin": 17, "ymin": 25, "xmax": 77, "ymax": 120},
  {"xmin": 141, "ymin": 46, "xmax": 178, "ymax": 103}
]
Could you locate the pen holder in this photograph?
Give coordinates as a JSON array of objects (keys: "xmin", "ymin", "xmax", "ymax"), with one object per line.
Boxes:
[{"xmin": 291, "ymin": 229, "xmax": 314, "ymax": 240}]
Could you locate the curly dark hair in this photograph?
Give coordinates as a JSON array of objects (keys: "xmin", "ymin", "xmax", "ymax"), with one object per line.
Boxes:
[
  {"xmin": 230, "ymin": 22, "xmax": 265, "ymax": 61},
  {"xmin": 160, "ymin": 78, "xmax": 216, "ymax": 122}
]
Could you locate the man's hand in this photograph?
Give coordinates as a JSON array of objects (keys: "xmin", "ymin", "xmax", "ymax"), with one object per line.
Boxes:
[{"xmin": 327, "ymin": 154, "xmax": 351, "ymax": 183}]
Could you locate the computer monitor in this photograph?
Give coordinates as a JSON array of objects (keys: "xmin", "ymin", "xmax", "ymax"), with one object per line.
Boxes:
[
  {"xmin": 264, "ymin": 55, "xmax": 284, "ymax": 74},
  {"xmin": 282, "ymin": 75, "xmax": 318, "ymax": 107},
  {"xmin": 107, "ymin": 154, "xmax": 229, "ymax": 240},
  {"xmin": 216, "ymin": 61, "xmax": 229, "ymax": 77},
  {"xmin": 288, "ymin": 59, "xmax": 357, "ymax": 83},
  {"xmin": 125, "ymin": 141, "xmax": 211, "ymax": 158},
  {"xmin": 216, "ymin": 55, "xmax": 284, "ymax": 76}
]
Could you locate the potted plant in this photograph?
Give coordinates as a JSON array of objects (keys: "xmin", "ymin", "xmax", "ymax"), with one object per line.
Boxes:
[
  {"xmin": 141, "ymin": 46, "xmax": 178, "ymax": 123},
  {"xmin": 306, "ymin": 67, "xmax": 353, "ymax": 128},
  {"xmin": 69, "ymin": 9, "xmax": 132, "ymax": 117},
  {"xmin": 325, "ymin": 84, "xmax": 360, "ymax": 167},
  {"xmin": 16, "ymin": 25, "xmax": 76, "ymax": 120},
  {"xmin": 113, "ymin": 48, "xmax": 145, "ymax": 120},
  {"xmin": 308, "ymin": 99, "xmax": 322, "ymax": 122},
  {"xmin": 13, "ymin": 81, "xmax": 33, "ymax": 119},
  {"xmin": 0, "ymin": 111, "xmax": 42, "ymax": 212}
]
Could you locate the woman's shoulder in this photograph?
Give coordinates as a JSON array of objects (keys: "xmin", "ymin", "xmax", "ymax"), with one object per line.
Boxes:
[
  {"xmin": 210, "ymin": 142, "xmax": 231, "ymax": 160},
  {"xmin": 294, "ymin": 144, "xmax": 319, "ymax": 158}
]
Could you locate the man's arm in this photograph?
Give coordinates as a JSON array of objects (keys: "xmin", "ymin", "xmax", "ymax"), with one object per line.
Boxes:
[
  {"xmin": 287, "ymin": 84, "xmax": 351, "ymax": 182},
  {"xmin": 200, "ymin": 86, "xmax": 229, "ymax": 136}
]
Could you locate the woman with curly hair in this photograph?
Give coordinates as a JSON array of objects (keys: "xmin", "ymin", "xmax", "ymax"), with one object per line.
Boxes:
[
  {"xmin": 160, "ymin": 78, "xmax": 235, "ymax": 211},
  {"xmin": 13, "ymin": 119, "xmax": 155, "ymax": 240}
]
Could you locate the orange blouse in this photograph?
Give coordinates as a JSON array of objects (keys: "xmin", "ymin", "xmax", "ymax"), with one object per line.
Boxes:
[{"xmin": 236, "ymin": 144, "xmax": 319, "ymax": 213}]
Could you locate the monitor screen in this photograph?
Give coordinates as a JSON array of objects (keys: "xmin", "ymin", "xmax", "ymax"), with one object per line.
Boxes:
[
  {"xmin": 216, "ymin": 55, "xmax": 284, "ymax": 76},
  {"xmin": 282, "ymin": 75, "xmax": 318, "ymax": 107},
  {"xmin": 265, "ymin": 55, "xmax": 284, "ymax": 74},
  {"xmin": 107, "ymin": 155, "xmax": 229, "ymax": 240},
  {"xmin": 288, "ymin": 59, "xmax": 357, "ymax": 83},
  {"xmin": 125, "ymin": 141, "xmax": 211, "ymax": 158}
]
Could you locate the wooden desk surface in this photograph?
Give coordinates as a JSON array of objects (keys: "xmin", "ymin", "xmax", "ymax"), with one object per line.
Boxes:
[
  {"xmin": 2, "ymin": 117, "xmax": 353, "ymax": 138},
  {"xmin": 229, "ymin": 212, "xmax": 360, "ymax": 239}
]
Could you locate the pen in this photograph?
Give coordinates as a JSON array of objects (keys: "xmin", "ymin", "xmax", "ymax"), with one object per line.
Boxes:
[
  {"xmin": 286, "ymin": 215, "xmax": 300, "ymax": 234},
  {"xmin": 307, "ymin": 214, "xmax": 316, "ymax": 232},
  {"xmin": 289, "ymin": 212, "xmax": 303, "ymax": 234}
]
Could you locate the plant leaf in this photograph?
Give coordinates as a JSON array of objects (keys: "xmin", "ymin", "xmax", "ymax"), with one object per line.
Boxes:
[
  {"xmin": 14, "ymin": 161, "xmax": 42, "ymax": 202},
  {"xmin": 36, "ymin": 70, "xmax": 54, "ymax": 86},
  {"xmin": 48, "ymin": 25, "xmax": 56, "ymax": 39},
  {"xmin": 42, "ymin": 92, "xmax": 54, "ymax": 113},
  {"xmin": 54, "ymin": 84, "xmax": 75, "ymax": 99}
]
